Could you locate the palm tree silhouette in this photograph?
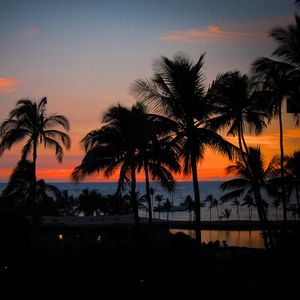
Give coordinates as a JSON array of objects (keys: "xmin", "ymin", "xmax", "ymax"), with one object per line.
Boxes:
[
  {"xmin": 231, "ymin": 198, "xmax": 241, "ymax": 221},
  {"xmin": 1, "ymin": 159, "xmax": 62, "ymax": 215},
  {"xmin": 270, "ymin": 14, "xmax": 300, "ymax": 67},
  {"xmin": 220, "ymin": 147, "xmax": 276, "ymax": 248},
  {"xmin": 208, "ymin": 71, "xmax": 267, "ymax": 160},
  {"xmin": 0, "ymin": 98, "xmax": 71, "ymax": 183},
  {"xmin": 241, "ymin": 194, "xmax": 256, "ymax": 221},
  {"xmin": 285, "ymin": 151, "xmax": 300, "ymax": 212},
  {"xmin": 1, "ymin": 159, "xmax": 63, "ymax": 247},
  {"xmin": 204, "ymin": 194, "xmax": 218, "ymax": 221},
  {"xmin": 134, "ymin": 103, "xmax": 180, "ymax": 224},
  {"xmin": 0, "ymin": 98, "xmax": 70, "ymax": 239},
  {"xmin": 75, "ymin": 189, "xmax": 103, "ymax": 216},
  {"xmin": 154, "ymin": 194, "xmax": 164, "ymax": 219},
  {"xmin": 220, "ymin": 208, "xmax": 231, "ymax": 221},
  {"xmin": 72, "ymin": 103, "xmax": 178, "ymax": 226},
  {"xmin": 131, "ymin": 53, "xmax": 235, "ymax": 242},
  {"xmin": 183, "ymin": 195, "xmax": 195, "ymax": 222},
  {"xmin": 252, "ymin": 59, "xmax": 296, "ymax": 222},
  {"xmin": 252, "ymin": 14, "xmax": 300, "ymax": 221}
]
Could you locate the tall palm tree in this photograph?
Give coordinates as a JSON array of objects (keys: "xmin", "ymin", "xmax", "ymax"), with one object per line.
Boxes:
[
  {"xmin": 204, "ymin": 194, "xmax": 218, "ymax": 221},
  {"xmin": 252, "ymin": 14, "xmax": 300, "ymax": 221},
  {"xmin": 285, "ymin": 151, "xmax": 300, "ymax": 211},
  {"xmin": 131, "ymin": 53, "xmax": 236, "ymax": 242},
  {"xmin": 72, "ymin": 103, "xmax": 179, "ymax": 226},
  {"xmin": 134, "ymin": 104, "xmax": 180, "ymax": 224},
  {"xmin": 231, "ymin": 199, "xmax": 241, "ymax": 221},
  {"xmin": 0, "ymin": 97, "xmax": 70, "ymax": 234},
  {"xmin": 220, "ymin": 147, "xmax": 276, "ymax": 249},
  {"xmin": 183, "ymin": 194, "xmax": 194, "ymax": 222},
  {"xmin": 270, "ymin": 14, "xmax": 300, "ymax": 67},
  {"xmin": 252, "ymin": 58, "xmax": 296, "ymax": 222},
  {"xmin": 241, "ymin": 194, "xmax": 255, "ymax": 221},
  {"xmin": 207, "ymin": 71, "xmax": 267, "ymax": 160}
]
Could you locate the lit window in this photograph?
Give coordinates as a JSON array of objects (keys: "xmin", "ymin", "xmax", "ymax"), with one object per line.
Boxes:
[{"xmin": 58, "ymin": 234, "xmax": 64, "ymax": 241}]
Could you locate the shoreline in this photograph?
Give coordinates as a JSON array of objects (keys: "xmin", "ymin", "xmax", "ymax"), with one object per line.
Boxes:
[{"xmin": 167, "ymin": 220, "xmax": 300, "ymax": 231}]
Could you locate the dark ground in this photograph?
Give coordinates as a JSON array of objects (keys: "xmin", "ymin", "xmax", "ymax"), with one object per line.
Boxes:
[{"xmin": 1, "ymin": 230, "xmax": 300, "ymax": 299}]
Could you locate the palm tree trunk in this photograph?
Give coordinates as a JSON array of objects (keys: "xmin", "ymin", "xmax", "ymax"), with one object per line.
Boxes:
[
  {"xmin": 241, "ymin": 127, "xmax": 250, "ymax": 157},
  {"xmin": 130, "ymin": 163, "xmax": 140, "ymax": 226},
  {"xmin": 279, "ymin": 102, "xmax": 288, "ymax": 222},
  {"xmin": 296, "ymin": 183, "xmax": 300, "ymax": 213},
  {"xmin": 191, "ymin": 153, "xmax": 201, "ymax": 243},
  {"xmin": 32, "ymin": 138, "xmax": 38, "ymax": 250},
  {"xmin": 238, "ymin": 125, "xmax": 248, "ymax": 166},
  {"xmin": 144, "ymin": 162, "xmax": 153, "ymax": 224},
  {"xmin": 115, "ymin": 180, "xmax": 124, "ymax": 214},
  {"xmin": 253, "ymin": 188, "xmax": 273, "ymax": 249}
]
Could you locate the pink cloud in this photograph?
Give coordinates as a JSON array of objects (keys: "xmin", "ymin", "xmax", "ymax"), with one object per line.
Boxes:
[
  {"xmin": 160, "ymin": 15, "xmax": 293, "ymax": 44},
  {"xmin": 19, "ymin": 27, "xmax": 40, "ymax": 38},
  {"xmin": 0, "ymin": 77, "xmax": 20, "ymax": 94}
]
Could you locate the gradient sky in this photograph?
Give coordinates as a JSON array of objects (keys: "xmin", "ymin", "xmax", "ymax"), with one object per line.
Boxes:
[{"xmin": 0, "ymin": 0, "xmax": 299, "ymax": 182}]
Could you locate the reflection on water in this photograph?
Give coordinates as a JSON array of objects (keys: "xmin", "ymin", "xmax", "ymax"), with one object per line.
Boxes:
[{"xmin": 170, "ymin": 229, "xmax": 264, "ymax": 249}]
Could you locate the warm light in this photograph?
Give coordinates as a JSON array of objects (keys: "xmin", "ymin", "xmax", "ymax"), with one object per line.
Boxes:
[
  {"xmin": 58, "ymin": 234, "xmax": 64, "ymax": 241},
  {"xmin": 97, "ymin": 235, "xmax": 102, "ymax": 241}
]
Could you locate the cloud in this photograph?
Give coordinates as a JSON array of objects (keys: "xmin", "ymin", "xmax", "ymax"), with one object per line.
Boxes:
[
  {"xmin": 160, "ymin": 15, "xmax": 293, "ymax": 44},
  {"xmin": 0, "ymin": 77, "xmax": 20, "ymax": 94},
  {"xmin": 19, "ymin": 27, "xmax": 40, "ymax": 38}
]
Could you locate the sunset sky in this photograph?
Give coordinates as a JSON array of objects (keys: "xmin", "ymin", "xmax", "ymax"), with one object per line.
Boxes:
[{"xmin": 0, "ymin": 0, "xmax": 299, "ymax": 182}]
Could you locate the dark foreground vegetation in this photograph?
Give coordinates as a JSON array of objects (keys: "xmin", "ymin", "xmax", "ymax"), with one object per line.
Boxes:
[{"xmin": 1, "ymin": 217, "xmax": 300, "ymax": 299}]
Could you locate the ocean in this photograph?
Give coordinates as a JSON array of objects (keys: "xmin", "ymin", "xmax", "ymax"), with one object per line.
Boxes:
[{"xmin": 0, "ymin": 181, "xmax": 289, "ymax": 222}]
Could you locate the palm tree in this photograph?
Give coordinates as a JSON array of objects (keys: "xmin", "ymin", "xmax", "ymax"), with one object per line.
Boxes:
[
  {"xmin": 212, "ymin": 197, "xmax": 220, "ymax": 221},
  {"xmin": 270, "ymin": 14, "xmax": 300, "ymax": 68},
  {"xmin": 252, "ymin": 59, "xmax": 296, "ymax": 222},
  {"xmin": 149, "ymin": 187, "xmax": 156, "ymax": 218},
  {"xmin": 1, "ymin": 159, "xmax": 63, "ymax": 248},
  {"xmin": 58, "ymin": 190, "xmax": 76, "ymax": 216},
  {"xmin": 0, "ymin": 98, "xmax": 70, "ymax": 241},
  {"xmin": 231, "ymin": 199, "xmax": 241, "ymax": 221},
  {"xmin": 72, "ymin": 103, "xmax": 179, "ymax": 226},
  {"xmin": 75, "ymin": 189, "xmax": 103, "ymax": 216},
  {"xmin": 220, "ymin": 208, "xmax": 231, "ymax": 221},
  {"xmin": 220, "ymin": 147, "xmax": 276, "ymax": 249},
  {"xmin": 285, "ymin": 151, "xmax": 300, "ymax": 212},
  {"xmin": 241, "ymin": 194, "xmax": 255, "ymax": 221},
  {"xmin": 134, "ymin": 104, "xmax": 180, "ymax": 224},
  {"xmin": 252, "ymin": 14, "xmax": 300, "ymax": 222},
  {"xmin": 163, "ymin": 198, "xmax": 172, "ymax": 221},
  {"xmin": 183, "ymin": 195, "xmax": 194, "ymax": 222},
  {"xmin": 208, "ymin": 71, "xmax": 267, "ymax": 160},
  {"xmin": 0, "ymin": 98, "xmax": 71, "ymax": 185},
  {"xmin": 131, "ymin": 53, "xmax": 236, "ymax": 242},
  {"xmin": 154, "ymin": 194, "xmax": 164, "ymax": 219},
  {"xmin": 204, "ymin": 194, "xmax": 218, "ymax": 221},
  {"xmin": 1, "ymin": 159, "xmax": 62, "ymax": 216}
]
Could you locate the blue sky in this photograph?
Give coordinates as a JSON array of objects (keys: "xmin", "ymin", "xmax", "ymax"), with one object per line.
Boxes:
[{"xmin": 0, "ymin": 0, "xmax": 298, "ymax": 181}]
